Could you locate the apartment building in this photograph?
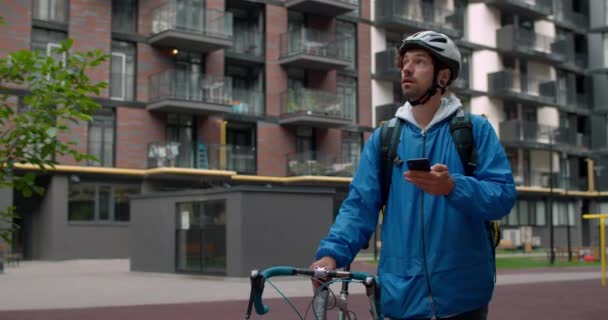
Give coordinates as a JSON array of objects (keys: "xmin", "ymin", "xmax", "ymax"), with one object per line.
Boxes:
[{"xmin": 0, "ymin": 0, "xmax": 607, "ymax": 274}]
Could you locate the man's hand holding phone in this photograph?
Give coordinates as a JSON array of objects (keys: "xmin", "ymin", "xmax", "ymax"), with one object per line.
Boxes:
[{"xmin": 404, "ymin": 159, "xmax": 455, "ymax": 196}]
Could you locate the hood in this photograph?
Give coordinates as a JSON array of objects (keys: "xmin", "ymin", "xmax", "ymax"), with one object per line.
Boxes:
[{"xmin": 395, "ymin": 94, "xmax": 463, "ymax": 131}]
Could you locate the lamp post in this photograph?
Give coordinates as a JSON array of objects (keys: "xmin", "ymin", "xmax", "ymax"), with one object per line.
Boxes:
[{"xmin": 548, "ymin": 128, "xmax": 555, "ymax": 265}]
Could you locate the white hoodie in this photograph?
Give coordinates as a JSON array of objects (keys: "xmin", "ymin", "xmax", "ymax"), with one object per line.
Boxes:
[{"xmin": 394, "ymin": 94, "xmax": 463, "ymax": 132}]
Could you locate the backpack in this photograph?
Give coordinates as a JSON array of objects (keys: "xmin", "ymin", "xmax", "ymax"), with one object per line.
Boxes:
[{"xmin": 379, "ymin": 109, "xmax": 502, "ymax": 251}]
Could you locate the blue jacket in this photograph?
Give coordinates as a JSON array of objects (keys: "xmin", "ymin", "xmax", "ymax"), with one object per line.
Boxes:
[{"xmin": 315, "ymin": 96, "xmax": 516, "ymax": 319}]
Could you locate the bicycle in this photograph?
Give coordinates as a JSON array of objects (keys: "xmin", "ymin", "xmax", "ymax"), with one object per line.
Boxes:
[{"xmin": 245, "ymin": 265, "xmax": 383, "ymax": 320}]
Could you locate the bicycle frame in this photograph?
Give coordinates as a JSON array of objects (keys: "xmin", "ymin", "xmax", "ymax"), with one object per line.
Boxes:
[{"xmin": 245, "ymin": 266, "xmax": 382, "ymax": 320}]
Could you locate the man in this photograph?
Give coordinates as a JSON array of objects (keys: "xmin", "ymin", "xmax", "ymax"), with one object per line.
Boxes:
[{"xmin": 311, "ymin": 31, "xmax": 516, "ymax": 320}]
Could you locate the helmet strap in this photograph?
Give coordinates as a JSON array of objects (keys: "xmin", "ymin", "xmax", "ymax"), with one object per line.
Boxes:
[{"xmin": 408, "ymin": 69, "xmax": 446, "ymax": 106}]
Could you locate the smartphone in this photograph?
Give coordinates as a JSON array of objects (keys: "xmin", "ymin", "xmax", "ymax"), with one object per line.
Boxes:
[{"xmin": 406, "ymin": 158, "xmax": 431, "ymax": 171}]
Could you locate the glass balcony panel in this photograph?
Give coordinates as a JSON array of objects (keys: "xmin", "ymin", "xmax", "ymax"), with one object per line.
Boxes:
[
  {"xmin": 281, "ymin": 88, "xmax": 353, "ymax": 121},
  {"xmin": 280, "ymin": 28, "xmax": 352, "ymax": 62},
  {"xmin": 231, "ymin": 89, "xmax": 264, "ymax": 116},
  {"xmin": 286, "ymin": 151, "xmax": 359, "ymax": 177},
  {"xmin": 150, "ymin": 2, "xmax": 233, "ymax": 39},
  {"xmin": 149, "ymin": 70, "xmax": 232, "ymax": 105}
]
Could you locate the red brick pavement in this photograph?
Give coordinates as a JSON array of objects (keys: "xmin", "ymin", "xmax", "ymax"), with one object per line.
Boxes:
[{"xmin": 1, "ymin": 278, "xmax": 606, "ymax": 320}]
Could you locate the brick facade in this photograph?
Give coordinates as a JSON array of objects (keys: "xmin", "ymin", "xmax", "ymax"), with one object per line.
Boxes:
[{"xmin": 4, "ymin": 1, "xmax": 373, "ymax": 177}]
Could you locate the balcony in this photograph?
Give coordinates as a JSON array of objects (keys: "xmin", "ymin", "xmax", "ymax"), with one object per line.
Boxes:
[
  {"xmin": 147, "ymin": 70, "xmax": 233, "ymax": 114},
  {"xmin": 149, "ymin": 2, "xmax": 233, "ymax": 53},
  {"xmin": 556, "ymin": 91, "xmax": 591, "ymax": 113},
  {"xmin": 279, "ymin": 88, "xmax": 354, "ymax": 127},
  {"xmin": 499, "ymin": 120, "xmax": 590, "ymax": 154},
  {"xmin": 226, "ymin": 29, "xmax": 263, "ymax": 59},
  {"xmin": 285, "ymin": 0, "xmax": 359, "ymax": 17},
  {"xmin": 375, "ymin": 102, "xmax": 401, "ymax": 127},
  {"xmin": 487, "ymin": 70, "xmax": 556, "ymax": 106},
  {"xmin": 375, "ymin": 0, "xmax": 463, "ymax": 39},
  {"xmin": 279, "ymin": 28, "xmax": 352, "ymax": 70},
  {"xmin": 287, "ymin": 151, "xmax": 359, "ymax": 177},
  {"xmin": 481, "ymin": 0, "xmax": 552, "ymax": 19},
  {"xmin": 148, "ymin": 142, "xmax": 256, "ymax": 174},
  {"xmin": 496, "ymin": 25, "xmax": 567, "ymax": 64},
  {"xmin": 230, "ymin": 89, "xmax": 264, "ymax": 116},
  {"xmin": 374, "ymin": 49, "xmax": 400, "ymax": 83},
  {"xmin": 554, "ymin": 9, "xmax": 588, "ymax": 32}
]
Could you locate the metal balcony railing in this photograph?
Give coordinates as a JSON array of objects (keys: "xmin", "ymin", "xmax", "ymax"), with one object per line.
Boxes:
[
  {"xmin": 231, "ymin": 89, "xmax": 264, "ymax": 116},
  {"xmin": 286, "ymin": 151, "xmax": 359, "ymax": 177},
  {"xmin": 488, "ymin": 70, "xmax": 556, "ymax": 101},
  {"xmin": 499, "ymin": 120, "xmax": 590, "ymax": 150},
  {"xmin": 555, "ymin": 9, "xmax": 588, "ymax": 30},
  {"xmin": 150, "ymin": 2, "xmax": 233, "ymax": 39},
  {"xmin": 375, "ymin": 49, "xmax": 400, "ymax": 82},
  {"xmin": 148, "ymin": 70, "xmax": 232, "ymax": 105},
  {"xmin": 280, "ymin": 28, "xmax": 353, "ymax": 62},
  {"xmin": 375, "ymin": 0, "xmax": 463, "ymax": 35},
  {"xmin": 497, "ymin": 25, "xmax": 567, "ymax": 60},
  {"xmin": 281, "ymin": 88, "xmax": 353, "ymax": 121}
]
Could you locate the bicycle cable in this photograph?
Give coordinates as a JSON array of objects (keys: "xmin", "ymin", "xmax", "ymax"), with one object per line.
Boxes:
[{"xmin": 265, "ymin": 278, "xmax": 306, "ymax": 320}]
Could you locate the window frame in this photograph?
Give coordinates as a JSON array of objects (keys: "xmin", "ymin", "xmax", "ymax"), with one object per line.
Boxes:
[
  {"xmin": 88, "ymin": 112, "xmax": 116, "ymax": 167},
  {"xmin": 68, "ymin": 182, "xmax": 139, "ymax": 223},
  {"xmin": 110, "ymin": 52, "xmax": 127, "ymax": 101}
]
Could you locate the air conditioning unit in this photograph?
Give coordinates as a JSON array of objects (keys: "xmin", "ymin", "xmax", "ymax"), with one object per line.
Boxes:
[{"xmin": 519, "ymin": 226, "xmax": 533, "ymax": 243}]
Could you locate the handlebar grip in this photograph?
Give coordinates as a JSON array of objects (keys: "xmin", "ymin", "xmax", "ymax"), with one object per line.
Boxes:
[
  {"xmin": 350, "ymin": 271, "xmax": 374, "ymax": 281},
  {"xmin": 252, "ymin": 267, "xmax": 296, "ymax": 316},
  {"xmin": 260, "ymin": 266, "xmax": 296, "ymax": 278}
]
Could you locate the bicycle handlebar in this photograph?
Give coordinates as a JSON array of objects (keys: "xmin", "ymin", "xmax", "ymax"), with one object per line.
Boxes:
[{"xmin": 245, "ymin": 266, "xmax": 382, "ymax": 319}]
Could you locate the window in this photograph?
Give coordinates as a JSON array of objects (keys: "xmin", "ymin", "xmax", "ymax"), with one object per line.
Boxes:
[
  {"xmin": 604, "ymin": 34, "xmax": 608, "ymax": 67},
  {"xmin": 552, "ymin": 201, "xmax": 576, "ymax": 226},
  {"xmin": 458, "ymin": 48, "xmax": 471, "ymax": 88},
  {"xmin": 166, "ymin": 114, "xmax": 195, "ymax": 168},
  {"xmin": 112, "ymin": 0, "xmax": 137, "ymax": 34},
  {"xmin": 31, "ymin": 28, "xmax": 67, "ymax": 62},
  {"xmin": 337, "ymin": 21, "xmax": 356, "ymax": 70},
  {"xmin": 337, "ymin": 75, "xmax": 357, "ymax": 121},
  {"xmin": 68, "ymin": 183, "xmax": 140, "ymax": 222},
  {"xmin": 88, "ymin": 112, "xmax": 115, "ymax": 167},
  {"xmin": 33, "ymin": 0, "xmax": 68, "ymax": 23},
  {"xmin": 110, "ymin": 41, "xmax": 136, "ymax": 101}
]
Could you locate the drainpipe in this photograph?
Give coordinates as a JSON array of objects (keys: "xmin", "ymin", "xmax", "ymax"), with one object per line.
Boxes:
[{"xmin": 220, "ymin": 120, "xmax": 227, "ymax": 170}]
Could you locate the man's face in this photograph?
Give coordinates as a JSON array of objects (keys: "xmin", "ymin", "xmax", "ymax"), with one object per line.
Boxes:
[{"xmin": 400, "ymin": 49, "xmax": 434, "ymax": 101}]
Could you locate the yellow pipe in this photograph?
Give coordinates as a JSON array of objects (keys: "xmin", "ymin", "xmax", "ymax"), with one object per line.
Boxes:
[
  {"xmin": 602, "ymin": 218, "xmax": 606, "ymax": 287},
  {"xmin": 583, "ymin": 214, "xmax": 608, "ymax": 287},
  {"xmin": 587, "ymin": 158, "xmax": 595, "ymax": 192},
  {"xmin": 220, "ymin": 120, "xmax": 227, "ymax": 170}
]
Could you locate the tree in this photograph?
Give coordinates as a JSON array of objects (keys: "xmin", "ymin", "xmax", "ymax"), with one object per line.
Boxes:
[{"xmin": 0, "ymin": 17, "xmax": 109, "ymax": 243}]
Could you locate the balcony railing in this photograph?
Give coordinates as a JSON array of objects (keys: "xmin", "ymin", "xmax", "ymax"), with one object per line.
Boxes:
[
  {"xmin": 149, "ymin": 2, "xmax": 233, "ymax": 52},
  {"xmin": 374, "ymin": 49, "xmax": 400, "ymax": 82},
  {"xmin": 279, "ymin": 28, "xmax": 352, "ymax": 68},
  {"xmin": 148, "ymin": 142, "xmax": 256, "ymax": 173},
  {"xmin": 487, "ymin": 70, "xmax": 556, "ymax": 105},
  {"xmin": 151, "ymin": 3, "xmax": 233, "ymax": 39},
  {"xmin": 496, "ymin": 25, "xmax": 566, "ymax": 63},
  {"xmin": 483, "ymin": 0, "xmax": 552, "ymax": 19},
  {"xmin": 228, "ymin": 29, "xmax": 263, "ymax": 57},
  {"xmin": 149, "ymin": 70, "xmax": 232, "ymax": 105},
  {"xmin": 281, "ymin": 88, "xmax": 352, "ymax": 120},
  {"xmin": 286, "ymin": 151, "xmax": 359, "ymax": 177},
  {"xmin": 285, "ymin": 0, "xmax": 359, "ymax": 17},
  {"xmin": 499, "ymin": 120, "xmax": 590, "ymax": 152},
  {"xmin": 555, "ymin": 9, "xmax": 588, "ymax": 31},
  {"xmin": 375, "ymin": 0, "xmax": 463, "ymax": 38},
  {"xmin": 231, "ymin": 89, "xmax": 264, "ymax": 116}
]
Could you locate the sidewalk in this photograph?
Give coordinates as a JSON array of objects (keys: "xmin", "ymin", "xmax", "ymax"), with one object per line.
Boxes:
[{"xmin": 0, "ymin": 259, "xmax": 603, "ymax": 311}]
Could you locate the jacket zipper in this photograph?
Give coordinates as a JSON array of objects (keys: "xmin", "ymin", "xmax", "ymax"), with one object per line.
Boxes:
[{"xmin": 420, "ymin": 129, "xmax": 437, "ymax": 320}]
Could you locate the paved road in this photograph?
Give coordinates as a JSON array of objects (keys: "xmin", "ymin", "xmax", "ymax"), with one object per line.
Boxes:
[{"xmin": 0, "ymin": 260, "xmax": 606, "ymax": 319}]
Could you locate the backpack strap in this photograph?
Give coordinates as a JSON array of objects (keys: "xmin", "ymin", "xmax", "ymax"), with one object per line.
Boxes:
[
  {"xmin": 380, "ymin": 118, "xmax": 404, "ymax": 207},
  {"xmin": 449, "ymin": 109, "xmax": 477, "ymax": 176}
]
